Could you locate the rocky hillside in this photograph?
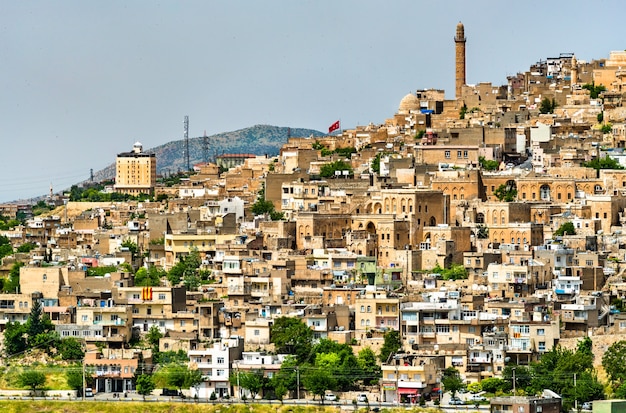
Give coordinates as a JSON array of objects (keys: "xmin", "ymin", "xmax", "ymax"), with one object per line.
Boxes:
[{"xmin": 92, "ymin": 125, "xmax": 324, "ymax": 182}]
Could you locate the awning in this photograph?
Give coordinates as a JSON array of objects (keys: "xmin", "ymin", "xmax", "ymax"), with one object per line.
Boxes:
[{"xmin": 398, "ymin": 388, "xmax": 419, "ymax": 395}]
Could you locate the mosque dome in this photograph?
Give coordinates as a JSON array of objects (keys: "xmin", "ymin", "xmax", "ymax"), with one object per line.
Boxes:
[{"xmin": 399, "ymin": 93, "xmax": 420, "ymax": 112}]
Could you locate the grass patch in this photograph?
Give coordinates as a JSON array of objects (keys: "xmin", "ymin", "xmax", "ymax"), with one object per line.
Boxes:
[{"xmin": 0, "ymin": 401, "xmax": 444, "ymax": 413}]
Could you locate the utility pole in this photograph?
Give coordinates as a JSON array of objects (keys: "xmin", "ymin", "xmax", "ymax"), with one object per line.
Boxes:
[
  {"xmin": 296, "ymin": 366, "xmax": 300, "ymax": 400},
  {"xmin": 512, "ymin": 367, "xmax": 516, "ymax": 395},
  {"xmin": 574, "ymin": 373, "xmax": 577, "ymax": 411},
  {"xmin": 82, "ymin": 359, "xmax": 86, "ymax": 401}
]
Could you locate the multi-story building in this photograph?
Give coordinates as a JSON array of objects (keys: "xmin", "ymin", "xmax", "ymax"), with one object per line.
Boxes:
[{"xmin": 114, "ymin": 142, "xmax": 156, "ymax": 197}]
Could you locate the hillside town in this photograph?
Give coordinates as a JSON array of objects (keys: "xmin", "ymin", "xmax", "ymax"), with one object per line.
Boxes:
[{"xmin": 4, "ymin": 22, "xmax": 626, "ymax": 411}]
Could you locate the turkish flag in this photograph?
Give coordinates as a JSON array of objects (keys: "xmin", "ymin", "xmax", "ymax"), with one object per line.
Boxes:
[{"xmin": 328, "ymin": 120, "xmax": 340, "ymax": 133}]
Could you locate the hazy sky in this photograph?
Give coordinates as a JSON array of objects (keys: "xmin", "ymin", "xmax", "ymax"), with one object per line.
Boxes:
[{"xmin": 2, "ymin": 0, "xmax": 626, "ymax": 202}]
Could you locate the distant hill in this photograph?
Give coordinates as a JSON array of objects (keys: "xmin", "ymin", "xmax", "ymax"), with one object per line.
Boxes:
[{"xmin": 92, "ymin": 125, "xmax": 325, "ymax": 182}]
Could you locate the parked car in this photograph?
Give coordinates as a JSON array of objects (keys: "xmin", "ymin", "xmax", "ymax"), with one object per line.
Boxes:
[
  {"xmin": 324, "ymin": 393, "xmax": 337, "ymax": 402},
  {"xmin": 469, "ymin": 394, "xmax": 487, "ymax": 402},
  {"xmin": 357, "ymin": 394, "xmax": 368, "ymax": 403},
  {"xmin": 449, "ymin": 397, "xmax": 464, "ymax": 405},
  {"xmin": 84, "ymin": 387, "xmax": 94, "ymax": 397},
  {"xmin": 581, "ymin": 402, "xmax": 592, "ymax": 411}
]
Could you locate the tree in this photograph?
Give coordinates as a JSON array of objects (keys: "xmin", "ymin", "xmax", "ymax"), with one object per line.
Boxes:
[
  {"xmin": 16, "ymin": 243, "xmax": 36, "ymax": 253},
  {"xmin": 17, "ymin": 370, "xmax": 46, "ymax": 395},
  {"xmin": 2, "ymin": 261, "xmax": 23, "ymax": 293},
  {"xmin": 270, "ymin": 317, "xmax": 313, "ymax": 363},
  {"xmin": 479, "ymin": 377, "xmax": 507, "ymax": 393},
  {"xmin": 0, "ymin": 235, "xmax": 13, "ymax": 260},
  {"xmin": 371, "ymin": 153, "xmax": 383, "ymax": 174},
  {"xmin": 146, "ymin": 325, "xmax": 163, "ymax": 354},
  {"xmin": 378, "ymin": 330, "xmax": 401, "ymax": 362},
  {"xmin": 25, "ymin": 299, "xmax": 55, "ymax": 351},
  {"xmin": 136, "ymin": 374, "xmax": 155, "ymax": 399},
  {"xmin": 539, "ymin": 97, "xmax": 557, "ymax": 114},
  {"xmin": 121, "ymin": 239, "xmax": 138, "ymax": 255},
  {"xmin": 58, "ymin": 337, "xmax": 84, "ymax": 360},
  {"xmin": 479, "ymin": 156, "xmax": 499, "ymax": 171},
  {"xmin": 135, "ymin": 266, "xmax": 164, "ymax": 287},
  {"xmin": 65, "ymin": 366, "xmax": 84, "ymax": 396},
  {"xmin": 302, "ymin": 368, "xmax": 337, "ymax": 402},
  {"xmin": 467, "ymin": 382, "xmax": 482, "ymax": 394},
  {"xmin": 554, "ymin": 221, "xmax": 576, "ymax": 237},
  {"xmin": 582, "ymin": 83, "xmax": 606, "ymax": 99},
  {"xmin": 3, "ymin": 321, "xmax": 27, "ymax": 356},
  {"xmin": 603, "ymin": 340, "xmax": 626, "ymax": 386},
  {"xmin": 441, "ymin": 367, "xmax": 464, "ymax": 397},
  {"xmin": 357, "ymin": 347, "xmax": 381, "ymax": 385},
  {"xmin": 601, "ymin": 123, "xmax": 613, "ymax": 134},
  {"xmin": 231, "ymin": 370, "xmax": 265, "ymax": 399},
  {"xmin": 270, "ymin": 356, "xmax": 299, "ymax": 397},
  {"xmin": 583, "ymin": 155, "xmax": 624, "ymax": 170},
  {"xmin": 494, "ymin": 183, "xmax": 517, "ymax": 202},
  {"xmin": 319, "ymin": 160, "xmax": 353, "ymax": 178}
]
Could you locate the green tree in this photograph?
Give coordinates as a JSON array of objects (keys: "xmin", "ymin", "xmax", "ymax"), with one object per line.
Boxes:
[
  {"xmin": 121, "ymin": 239, "xmax": 138, "ymax": 255},
  {"xmin": 26, "ymin": 299, "xmax": 55, "ymax": 349},
  {"xmin": 378, "ymin": 330, "xmax": 401, "ymax": 362},
  {"xmin": 154, "ymin": 363, "xmax": 189, "ymax": 394},
  {"xmin": 146, "ymin": 325, "xmax": 163, "ymax": 354},
  {"xmin": 479, "ymin": 377, "xmax": 508, "ymax": 393},
  {"xmin": 251, "ymin": 199, "xmax": 275, "ymax": 216},
  {"xmin": 601, "ymin": 123, "xmax": 613, "ymax": 134},
  {"xmin": 539, "ymin": 97, "xmax": 557, "ymax": 114},
  {"xmin": 371, "ymin": 153, "xmax": 383, "ymax": 174},
  {"xmin": 582, "ymin": 83, "xmax": 606, "ymax": 99},
  {"xmin": 357, "ymin": 347, "xmax": 381, "ymax": 385},
  {"xmin": 3, "ymin": 261, "xmax": 23, "ymax": 293},
  {"xmin": 3, "ymin": 321, "xmax": 27, "ymax": 356},
  {"xmin": 136, "ymin": 374, "xmax": 155, "ymax": 399},
  {"xmin": 65, "ymin": 366, "xmax": 85, "ymax": 396},
  {"xmin": 58, "ymin": 337, "xmax": 85, "ymax": 360},
  {"xmin": 270, "ymin": 356, "xmax": 299, "ymax": 397},
  {"xmin": 135, "ymin": 266, "xmax": 164, "ymax": 287},
  {"xmin": 459, "ymin": 104, "xmax": 467, "ymax": 119},
  {"xmin": 441, "ymin": 367, "xmax": 464, "ymax": 397},
  {"xmin": 270, "ymin": 317, "xmax": 313, "ymax": 363},
  {"xmin": 583, "ymin": 155, "xmax": 624, "ymax": 170},
  {"xmin": 467, "ymin": 382, "xmax": 482, "ymax": 394},
  {"xmin": 320, "ymin": 160, "xmax": 353, "ymax": 178},
  {"xmin": 554, "ymin": 221, "xmax": 576, "ymax": 237},
  {"xmin": 231, "ymin": 370, "xmax": 265, "ymax": 399},
  {"xmin": 17, "ymin": 370, "xmax": 46, "ymax": 395},
  {"xmin": 479, "ymin": 156, "xmax": 500, "ymax": 171},
  {"xmin": 602, "ymin": 340, "xmax": 626, "ymax": 386},
  {"xmin": 302, "ymin": 368, "xmax": 337, "ymax": 402},
  {"xmin": 16, "ymin": 243, "xmax": 36, "ymax": 253},
  {"xmin": 0, "ymin": 235, "xmax": 13, "ymax": 260},
  {"xmin": 494, "ymin": 183, "xmax": 517, "ymax": 202}
]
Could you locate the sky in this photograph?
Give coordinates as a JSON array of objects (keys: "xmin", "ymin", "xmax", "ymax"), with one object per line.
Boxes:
[{"xmin": 2, "ymin": 0, "xmax": 626, "ymax": 203}]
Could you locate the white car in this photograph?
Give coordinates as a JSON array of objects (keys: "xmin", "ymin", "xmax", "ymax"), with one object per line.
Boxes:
[
  {"xmin": 469, "ymin": 394, "xmax": 486, "ymax": 402},
  {"xmin": 357, "ymin": 394, "xmax": 368, "ymax": 403},
  {"xmin": 324, "ymin": 393, "xmax": 337, "ymax": 402}
]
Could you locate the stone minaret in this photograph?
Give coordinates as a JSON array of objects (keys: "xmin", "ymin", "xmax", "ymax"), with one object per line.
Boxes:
[
  {"xmin": 571, "ymin": 55, "xmax": 578, "ymax": 88},
  {"xmin": 455, "ymin": 21, "xmax": 466, "ymax": 100}
]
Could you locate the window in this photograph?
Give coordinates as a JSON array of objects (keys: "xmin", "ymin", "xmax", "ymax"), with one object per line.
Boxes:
[
  {"xmin": 159, "ymin": 321, "xmax": 165, "ymax": 327},
  {"xmin": 158, "ymin": 294, "xmax": 166, "ymax": 300},
  {"xmin": 463, "ymin": 150, "xmax": 468, "ymax": 158},
  {"xmin": 360, "ymin": 305, "xmax": 365, "ymax": 313},
  {"xmin": 180, "ymin": 320, "xmax": 186, "ymax": 326},
  {"xmin": 537, "ymin": 328, "xmax": 545, "ymax": 336},
  {"xmin": 132, "ymin": 294, "xmax": 140, "ymax": 300},
  {"xmin": 217, "ymin": 370, "xmax": 225, "ymax": 377},
  {"xmin": 367, "ymin": 305, "xmax": 371, "ymax": 313},
  {"xmin": 82, "ymin": 315, "xmax": 88, "ymax": 322},
  {"xmin": 254, "ymin": 329, "xmax": 260, "ymax": 336},
  {"xmin": 62, "ymin": 330, "xmax": 70, "ymax": 337},
  {"xmin": 217, "ymin": 357, "xmax": 225, "ymax": 364},
  {"xmin": 538, "ymin": 341, "xmax": 546, "ymax": 352},
  {"xmin": 457, "ymin": 150, "xmax": 462, "ymax": 158},
  {"xmin": 445, "ymin": 151, "xmax": 450, "ymax": 159}
]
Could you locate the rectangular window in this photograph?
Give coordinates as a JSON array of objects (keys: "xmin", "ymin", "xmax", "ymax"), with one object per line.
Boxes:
[
  {"xmin": 82, "ymin": 315, "xmax": 88, "ymax": 322},
  {"xmin": 445, "ymin": 151, "xmax": 450, "ymax": 159},
  {"xmin": 217, "ymin": 357, "xmax": 225, "ymax": 364},
  {"xmin": 537, "ymin": 328, "xmax": 545, "ymax": 335},
  {"xmin": 159, "ymin": 294, "xmax": 166, "ymax": 300}
]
